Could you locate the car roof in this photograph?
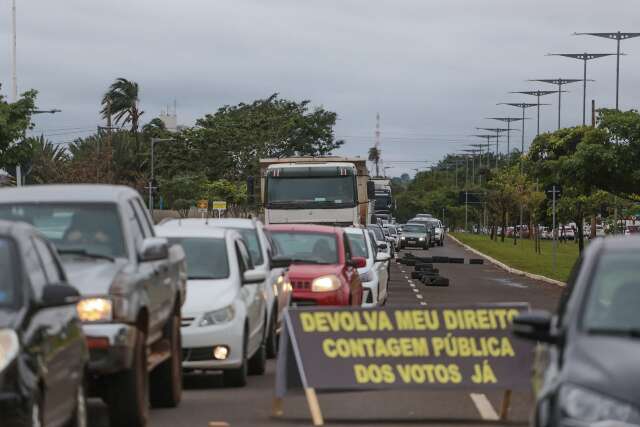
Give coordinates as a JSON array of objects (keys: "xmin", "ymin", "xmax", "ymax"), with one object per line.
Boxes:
[
  {"xmin": 594, "ymin": 235, "xmax": 640, "ymax": 251},
  {"xmin": 266, "ymin": 224, "xmax": 342, "ymax": 234},
  {"xmin": 163, "ymin": 218, "xmax": 258, "ymax": 230},
  {"xmin": 0, "ymin": 219, "xmax": 37, "ymax": 239},
  {"xmin": 0, "ymin": 184, "xmax": 141, "ymax": 203},
  {"xmin": 344, "ymin": 227, "xmax": 365, "ymax": 235},
  {"xmin": 155, "ymin": 221, "xmax": 228, "ymax": 239}
]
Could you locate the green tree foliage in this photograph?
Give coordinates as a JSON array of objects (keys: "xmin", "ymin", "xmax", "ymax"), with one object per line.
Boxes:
[
  {"xmin": 101, "ymin": 78, "xmax": 144, "ymax": 133},
  {"xmin": 368, "ymin": 146, "xmax": 381, "ymax": 177},
  {"xmin": 0, "ymin": 85, "xmax": 37, "ymax": 170},
  {"xmin": 25, "ymin": 135, "xmax": 68, "ymax": 184}
]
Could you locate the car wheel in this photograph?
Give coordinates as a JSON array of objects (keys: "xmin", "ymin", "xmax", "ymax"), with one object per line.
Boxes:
[
  {"xmin": 108, "ymin": 328, "xmax": 149, "ymax": 427},
  {"xmin": 223, "ymin": 333, "xmax": 248, "ymax": 387},
  {"xmin": 265, "ymin": 307, "xmax": 278, "ymax": 359},
  {"xmin": 66, "ymin": 381, "xmax": 88, "ymax": 427},
  {"xmin": 248, "ymin": 321, "xmax": 267, "ymax": 375},
  {"xmin": 150, "ymin": 309, "xmax": 183, "ymax": 408}
]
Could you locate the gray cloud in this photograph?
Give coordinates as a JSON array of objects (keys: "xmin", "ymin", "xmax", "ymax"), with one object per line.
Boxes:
[{"xmin": 1, "ymin": 0, "xmax": 638, "ymax": 175}]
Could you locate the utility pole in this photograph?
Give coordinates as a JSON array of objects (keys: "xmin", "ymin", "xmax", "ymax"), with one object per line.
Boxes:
[
  {"xmin": 509, "ymin": 91, "xmax": 557, "ymax": 136},
  {"xmin": 476, "ymin": 128, "xmax": 512, "ymax": 169},
  {"xmin": 498, "ymin": 103, "xmax": 539, "ymax": 158},
  {"xmin": 486, "ymin": 117, "xmax": 524, "ymax": 161},
  {"xmin": 529, "ymin": 79, "xmax": 584, "ymax": 130},
  {"xmin": 574, "ymin": 32, "xmax": 640, "ymax": 110},
  {"xmin": 11, "ymin": 0, "xmax": 19, "ymax": 185},
  {"xmin": 149, "ymin": 138, "xmax": 174, "ymax": 214},
  {"xmin": 547, "ymin": 53, "xmax": 616, "ymax": 125}
]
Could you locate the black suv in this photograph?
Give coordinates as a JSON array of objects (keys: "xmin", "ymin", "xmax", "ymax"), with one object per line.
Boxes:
[{"xmin": 0, "ymin": 220, "xmax": 88, "ymax": 427}]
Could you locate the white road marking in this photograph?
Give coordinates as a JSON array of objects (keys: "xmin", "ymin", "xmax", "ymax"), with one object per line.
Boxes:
[
  {"xmin": 412, "ymin": 288, "xmax": 419, "ymax": 293},
  {"xmin": 416, "ymin": 294, "xmax": 423, "ymax": 299},
  {"xmin": 404, "ymin": 275, "xmax": 409, "ymax": 279},
  {"xmin": 409, "ymin": 283, "xmax": 415, "ymax": 288},
  {"xmin": 469, "ymin": 393, "xmax": 499, "ymax": 421},
  {"xmin": 420, "ymin": 301, "xmax": 427, "ymax": 306}
]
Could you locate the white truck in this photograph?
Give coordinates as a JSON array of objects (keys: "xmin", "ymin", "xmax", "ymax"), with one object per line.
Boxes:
[{"xmin": 259, "ymin": 157, "xmax": 375, "ymax": 226}]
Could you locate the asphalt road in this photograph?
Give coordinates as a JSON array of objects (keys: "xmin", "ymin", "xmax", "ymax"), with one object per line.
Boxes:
[{"xmin": 89, "ymin": 236, "xmax": 563, "ymax": 427}]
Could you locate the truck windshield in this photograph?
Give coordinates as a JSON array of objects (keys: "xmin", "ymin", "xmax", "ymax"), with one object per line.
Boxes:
[
  {"xmin": 0, "ymin": 238, "xmax": 19, "ymax": 308},
  {"xmin": 374, "ymin": 194, "xmax": 391, "ymax": 210},
  {"xmin": 269, "ymin": 231, "xmax": 339, "ymax": 264},
  {"xmin": 267, "ymin": 176, "xmax": 356, "ymax": 207},
  {"xmin": 168, "ymin": 238, "xmax": 229, "ymax": 280},
  {"xmin": 0, "ymin": 203, "xmax": 127, "ymax": 259}
]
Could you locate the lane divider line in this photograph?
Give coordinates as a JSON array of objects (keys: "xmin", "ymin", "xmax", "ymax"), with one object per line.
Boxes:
[
  {"xmin": 416, "ymin": 294, "xmax": 423, "ymax": 299},
  {"xmin": 470, "ymin": 393, "xmax": 499, "ymax": 421},
  {"xmin": 420, "ymin": 301, "xmax": 427, "ymax": 306}
]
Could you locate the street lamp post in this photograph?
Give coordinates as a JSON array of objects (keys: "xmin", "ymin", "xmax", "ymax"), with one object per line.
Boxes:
[
  {"xmin": 529, "ymin": 79, "xmax": 584, "ymax": 130},
  {"xmin": 547, "ymin": 53, "xmax": 616, "ymax": 125},
  {"xmin": 476, "ymin": 128, "xmax": 512, "ymax": 169},
  {"xmin": 486, "ymin": 117, "xmax": 525, "ymax": 161},
  {"xmin": 574, "ymin": 32, "xmax": 640, "ymax": 110},
  {"xmin": 498, "ymin": 103, "xmax": 539, "ymax": 158},
  {"xmin": 509, "ymin": 91, "xmax": 558, "ymax": 135}
]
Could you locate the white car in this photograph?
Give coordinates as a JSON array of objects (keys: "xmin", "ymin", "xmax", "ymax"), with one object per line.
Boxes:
[
  {"xmin": 345, "ymin": 227, "xmax": 390, "ymax": 307},
  {"xmin": 195, "ymin": 218, "xmax": 291, "ymax": 358},
  {"xmin": 155, "ymin": 222, "xmax": 268, "ymax": 387}
]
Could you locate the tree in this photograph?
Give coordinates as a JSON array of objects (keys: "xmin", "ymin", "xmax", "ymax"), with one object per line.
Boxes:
[
  {"xmin": 101, "ymin": 78, "xmax": 144, "ymax": 133},
  {"xmin": 0, "ymin": 84, "xmax": 37, "ymax": 171},
  {"xmin": 487, "ymin": 167, "xmax": 519, "ymax": 242},
  {"xmin": 25, "ymin": 135, "xmax": 68, "ymax": 184},
  {"xmin": 368, "ymin": 146, "xmax": 381, "ymax": 177}
]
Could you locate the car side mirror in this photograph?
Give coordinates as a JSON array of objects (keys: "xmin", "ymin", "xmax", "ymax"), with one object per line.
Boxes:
[
  {"xmin": 271, "ymin": 256, "xmax": 292, "ymax": 269},
  {"xmin": 375, "ymin": 253, "xmax": 391, "ymax": 263},
  {"xmin": 40, "ymin": 283, "xmax": 80, "ymax": 307},
  {"xmin": 243, "ymin": 269, "xmax": 267, "ymax": 285},
  {"xmin": 512, "ymin": 310, "xmax": 557, "ymax": 344},
  {"xmin": 139, "ymin": 237, "xmax": 169, "ymax": 262},
  {"xmin": 349, "ymin": 256, "xmax": 367, "ymax": 269},
  {"xmin": 377, "ymin": 242, "xmax": 388, "ymax": 251}
]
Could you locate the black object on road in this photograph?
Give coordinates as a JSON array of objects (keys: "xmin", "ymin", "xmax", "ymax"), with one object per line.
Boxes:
[
  {"xmin": 469, "ymin": 258, "xmax": 484, "ymax": 264},
  {"xmin": 432, "ymin": 256, "xmax": 449, "ymax": 263},
  {"xmin": 449, "ymin": 257, "xmax": 464, "ymax": 264}
]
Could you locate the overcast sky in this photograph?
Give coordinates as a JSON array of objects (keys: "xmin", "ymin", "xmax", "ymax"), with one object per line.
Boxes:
[{"xmin": 2, "ymin": 0, "xmax": 639, "ymax": 176}]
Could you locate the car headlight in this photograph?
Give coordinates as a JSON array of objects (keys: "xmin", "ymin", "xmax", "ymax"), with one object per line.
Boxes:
[
  {"xmin": 419, "ymin": 237, "xmax": 425, "ymax": 241},
  {"xmin": 199, "ymin": 305, "xmax": 235, "ymax": 327},
  {"xmin": 77, "ymin": 298, "xmax": 113, "ymax": 322},
  {"xmin": 0, "ymin": 329, "xmax": 19, "ymax": 372},
  {"xmin": 311, "ymin": 275, "xmax": 341, "ymax": 292},
  {"xmin": 561, "ymin": 385, "xmax": 640, "ymax": 425},
  {"xmin": 359, "ymin": 269, "xmax": 375, "ymax": 282},
  {"xmin": 401, "ymin": 236, "xmax": 406, "ymax": 240}
]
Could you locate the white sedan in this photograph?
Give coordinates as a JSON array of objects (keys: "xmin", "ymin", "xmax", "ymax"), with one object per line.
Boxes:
[
  {"xmin": 156, "ymin": 222, "xmax": 268, "ymax": 387},
  {"xmin": 345, "ymin": 227, "xmax": 390, "ymax": 307}
]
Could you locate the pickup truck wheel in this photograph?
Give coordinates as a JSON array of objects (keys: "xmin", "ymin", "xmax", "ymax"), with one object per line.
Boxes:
[
  {"xmin": 223, "ymin": 333, "xmax": 248, "ymax": 387},
  {"xmin": 265, "ymin": 308, "xmax": 278, "ymax": 359},
  {"xmin": 150, "ymin": 312, "xmax": 183, "ymax": 408},
  {"xmin": 108, "ymin": 329, "xmax": 148, "ymax": 427}
]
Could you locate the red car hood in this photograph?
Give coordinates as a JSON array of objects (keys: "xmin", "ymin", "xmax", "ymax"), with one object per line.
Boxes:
[{"xmin": 286, "ymin": 263, "xmax": 343, "ymax": 281}]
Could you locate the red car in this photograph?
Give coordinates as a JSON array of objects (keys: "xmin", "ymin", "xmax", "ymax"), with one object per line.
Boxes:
[{"xmin": 266, "ymin": 224, "xmax": 364, "ymax": 306}]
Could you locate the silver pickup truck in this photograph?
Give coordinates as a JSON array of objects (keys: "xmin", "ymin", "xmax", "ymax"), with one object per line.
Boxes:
[{"xmin": 0, "ymin": 185, "xmax": 186, "ymax": 427}]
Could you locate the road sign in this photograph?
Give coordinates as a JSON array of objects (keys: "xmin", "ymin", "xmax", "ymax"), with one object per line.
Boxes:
[
  {"xmin": 212, "ymin": 200, "xmax": 227, "ymax": 210},
  {"xmin": 275, "ymin": 304, "xmax": 532, "ymax": 425},
  {"xmin": 197, "ymin": 199, "xmax": 208, "ymax": 212}
]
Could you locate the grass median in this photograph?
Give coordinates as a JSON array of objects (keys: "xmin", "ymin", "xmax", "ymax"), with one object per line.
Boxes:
[{"xmin": 450, "ymin": 232, "xmax": 579, "ymax": 282}]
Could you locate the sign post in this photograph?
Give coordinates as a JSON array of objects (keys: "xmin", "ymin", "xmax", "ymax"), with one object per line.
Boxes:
[
  {"xmin": 545, "ymin": 185, "xmax": 562, "ymax": 276},
  {"xmin": 211, "ymin": 200, "xmax": 227, "ymax": 218},
  {"xmin": 197, "ymin": 199, "xmax": 208, "ymax": 218},
  {"xmin": 275, "ymin": 304, "xmax": 532, "ymax": 425}
]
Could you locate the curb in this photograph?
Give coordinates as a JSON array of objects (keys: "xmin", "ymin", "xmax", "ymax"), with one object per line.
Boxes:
[{"xmin": 447, "ymin": 234, "xmax": 566, "ymax": 287}]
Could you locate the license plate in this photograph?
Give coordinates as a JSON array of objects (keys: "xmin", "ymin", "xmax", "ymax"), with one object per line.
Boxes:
[{"xmin": 408, "ymin": 241, "xmax": 416, "ymax": 245}]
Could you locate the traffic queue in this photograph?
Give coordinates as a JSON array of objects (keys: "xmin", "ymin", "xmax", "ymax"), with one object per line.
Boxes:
[{"xmin": 0, "ymin": 184, "xmax": 396, "ymax": 427}]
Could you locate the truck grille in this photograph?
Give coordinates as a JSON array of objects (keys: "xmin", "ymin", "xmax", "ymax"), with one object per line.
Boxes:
[
  {"xmin": 291, "ymin": 280, "xmax": 311, "ymax": 290},
  {"xmin": 181, "ymin": 317, "xmax": 195, "ymax": 328}
]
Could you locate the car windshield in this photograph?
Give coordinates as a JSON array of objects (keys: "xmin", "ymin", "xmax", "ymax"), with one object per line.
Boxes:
[
  {"xmin": 230, "ymin": 228, "xmax": 264, "ymax": 266},
  {"xmin": 347, "ymin": 232, "xmax": 368, "ymax": 258},
  {"xmin": 270, "ymin": 231, "xmax": 338, "ymax": 264},
  {"xmin": 168, "ymin": 237, "xmax": 229, "ymax": 280},
  {"xmin": 368, "ymin": 227, "xmax": 384, "ymax": 241},
  {"xmin": 403, "ymin": 224, "xmax": 426, "ymax": 233},
  {"xmin": 0, "ymin": 203, "xmax": 127, "ymax": 259},
  {"xmin": 583, "ymin": 250, "xmax": 640, "ymax": 333},
  {"xmin": 0, "ymin": 238, "xmax": 19, "ymax": 307}
]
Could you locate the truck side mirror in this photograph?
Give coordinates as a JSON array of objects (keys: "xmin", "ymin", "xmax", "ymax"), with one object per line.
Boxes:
[
  {"xmin": 367, "ymin": 181, "xmax": 376, "ymax": 199},
  {"xmin": 139, "ymin": 237, "xmax": 169, "ymax": 262}
]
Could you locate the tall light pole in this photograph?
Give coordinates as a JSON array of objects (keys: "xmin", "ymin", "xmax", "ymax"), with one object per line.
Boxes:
[
  {"xmin": 509, "ymin": 91, "xmax": 557, "ymax": 135},
  {"xmin": 547, "ymin": 53, "xmax": 616, "ymax": 125},
  {"xmin": 529, "ymin": 79, "xmax": 584, "ymax": 130},
  {"xmin": 486, "ymin": 117, "xmax": 524, "ymax": 160},
  {"xmin": 476, "ymin": 127, "xmax": 512, "ymax": 168},
  {"xmin": 498, "ymin": 103, "xmax": 539, "ymax": 157},
  {"xmin": 574, "ymin": 32, "xmax": 640, "ymax": 110},
  {"xmin": 10, "ymin": 0, "xmax": 17, "ymax": 102}
]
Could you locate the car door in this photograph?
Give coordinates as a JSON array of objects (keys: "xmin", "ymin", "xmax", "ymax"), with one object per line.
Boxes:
[
  {"xmin": 368, "ymin": 231, "xmax": 388, "ymax": 302},
  {"xmin": 32, "ymin": 236, "xmax": 86, "ymax": 425},
  {"xmin": 236, "ymin": 239, "xmax": 264, "ymax": 355}
]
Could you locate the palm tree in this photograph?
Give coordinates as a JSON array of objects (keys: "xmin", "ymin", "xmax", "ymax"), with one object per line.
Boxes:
[
  {"xmin": 26, "ymin": 135, "xmax": 69, "ymax": 184},
  {"xmin": 101, "ymin": 78, "xmax": 144, "ymax": 133},
  {"xmin": 368, "ymin": 146, "xmax": 381, "ymax": 177}
]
